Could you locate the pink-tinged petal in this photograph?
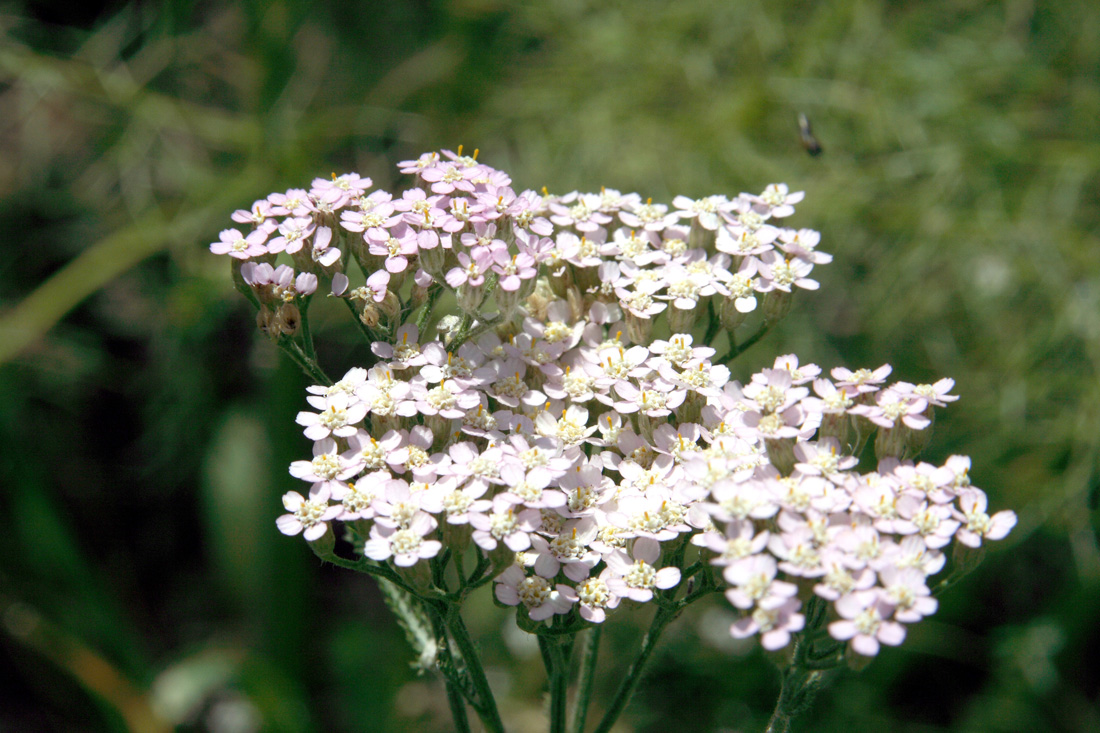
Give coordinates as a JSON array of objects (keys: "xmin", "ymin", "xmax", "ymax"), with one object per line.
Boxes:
[
  {"xmin": 364, "ymin": 538, "xmax": 392, "ymax": 561},
  {"xmin": 730, "ymin": 617, "xmax": 757, "ymax": 639},
  {"xmin": 851, "ymin": 635, "xmax": 881, "ymax": 657},
  {"xmin": 419, "ymin": 540, "xmax": 443, "ymax": 559},
  {"xmin": 281, "ymin": 491, "xmax": 305, "ymax": 511},
  {"xmin": 495, "ymin": 584, "xmax": 520, "ymax": 606},
  {"xmin": 580, "ymin": 606, "xmax": 606, "ymax": 623},
  {"xmin": 654, "ymin": 567, "xmax": 681, "ymax": 589},
  {"xmin": 276, "ymin": 515, "xmax": 303, "ymax": 536},
  {"xmin": 761, "ymin": 629, "xmax": 792, "ymax": 650},
  {"xmin": 633, "ymin": 537, "xmax": 660, "ymax": 564},
  {"xmin": 303, "ymin": 522, "xmax": 329, "ymax": 541},
  {"xmin": 534, "ymin": 554, "xmax": 560, "ymax": 578},
  {"xmin": 504, "ymin": 532, "xmax": 532, "ymax": 552},
  {"xmin": 878, "ymin": 622, "xmax": 906, "ymax": 646},
  {"xmin": 987, "ymin": 510, "xmax": 1017, "ymax": 540},
  {"xmin": 828, "ymin": 620, "xmax": 858, "ymax": 641},
  {"xmin": 529, "ymin": 603, "xmax": 556, "ymax": 621}
]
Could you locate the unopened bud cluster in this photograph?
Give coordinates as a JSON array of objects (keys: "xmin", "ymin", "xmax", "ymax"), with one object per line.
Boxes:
[{"xmin": 211, "ymin": 149, "xmax": 1015, "ymax": 656}]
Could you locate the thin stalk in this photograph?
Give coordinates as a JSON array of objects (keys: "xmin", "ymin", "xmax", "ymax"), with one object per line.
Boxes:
[
  {"xmin": 719, "ymin": 321, "xmax": 771, "ymax": 364},
  {"xmin": 444, "ymin": 662, "xmax": 473, "ymax": 733},
  {"xmin": 446, "ymin": 607, "xmax": 505, "ymax": 733},
  {"xmin": 570, "ymin": 625, "xmax": 602, "ymax": 733},
  {"xmin": 416, "ymin": 282, "xmax": 444, "ymax": 334},
  {"xmin": 703, "ymin": 299, "xmax": 720, "ymax": 345},
  {"xmin": 298, "ymin": 294, "xmax": 318, "ymax": 362},
  {"xmin": 279, "ymin": 338, "xmax": 331, "ymax": 385},
  {"xmin": 538, "ymin": 634, "xmax": 573, "ymax": 733},
  {"xmin": 592, "ymin": 605, "xmax": 677, "ymax": 733}
]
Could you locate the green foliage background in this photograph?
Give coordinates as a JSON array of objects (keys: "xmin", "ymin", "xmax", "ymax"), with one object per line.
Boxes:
[{"xmin": 1, "ymin": 0, "xmax": 1097, "ymax": 730}]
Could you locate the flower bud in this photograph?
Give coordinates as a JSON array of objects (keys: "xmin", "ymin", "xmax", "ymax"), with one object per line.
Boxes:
[
  {"xmin": 762, "ymin": 289, "xmax": 793, "ymax": 323},
  {"xmin": 458, "ymin": 283, "xmax": 486, "ymax": 314},
  {"xmin": 874, "ymin": 425, "xmax": 907, "ymax": 461},
  {"xmin": 380, "ymin": 291, "xmax": 402, "ymax": 319},
  {"xmin": 667, "ymin": 304, "xmax": 694, "ymax": 334},
  {"xmin": 719, "ymin": 295, "xmax": 750, "ymax": 331},
  {"xmin": 625, "ymin": 311, "xmax": 652, "ymax": 344}
]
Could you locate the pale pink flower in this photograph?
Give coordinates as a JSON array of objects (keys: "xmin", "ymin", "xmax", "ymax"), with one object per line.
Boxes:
[
  {"xmin": 605, "ymin": 537, "xmax": 681, "ymax": 603},
  {"xmin": 731, "ymin": 598, "xmax": 805, "ymax": 650},
  {"xmin": 276, "ymin": 485, "xmax": 342, "ymax": 541},
  {"xmin": 364, "ymin": 512, "xmax": 442, "ymax": 566},
  {"xmin": 829, "ymin": 590, "xmax": 907, "ymax": 656},
  {"xmin": 954, "ymin": 488, "xmax": 1017, "ymax": 548},
  {"xmin": 493, "ymin": 565, "xmax": 576, "ymax": 621},
  {"xmin": 209, "ymin": 228, "xmax": 268, "ymax": 259}
]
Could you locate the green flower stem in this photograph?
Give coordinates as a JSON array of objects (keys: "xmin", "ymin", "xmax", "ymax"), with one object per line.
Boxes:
[
  {"xmin": 762, "ymin": 596, "xmax": 840, "ymax": 732},
  {"xmin": 297, "ymin": 294, "xmax": 318, "ymax": 362},
  {"xmin": 415, "ymin": 282, "xmax": 445, "ymax": 334},
  {"xmin": 445, "ymin": 675, "xmax": 473, "ymax": 733},
  {"xmin": 279, "ymin": 338, "xmax": 331, "ymax": 385},
  {"xmin": 570, "ymin": 625, "xmax": 602, "ymax": 733},
  {"xmin": 339, "ymin": 295, "xmax": 382, "ymax": 352},
  {"xmin": 719, "ymin": 321, "xmax": 772, "ymax": 365},
  {"xmin": 538, "ymin": 633, "xmax": 574, "ymax": 733},
  {"xmin": 703, "ymin": 299, "xmax": 720, "ymax": 345},
  {"xmin": 591, "ymin": 604, "xmax": 677, "ymax": 733},
  {"xmin": 445, "ymin": 606, "xmax": 505, "ymax": 733}
]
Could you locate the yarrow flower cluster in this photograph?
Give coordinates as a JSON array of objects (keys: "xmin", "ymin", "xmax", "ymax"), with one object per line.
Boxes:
[{"xmin": 212, "ymin": 149, "xmax": 1016, "ymax": 666}]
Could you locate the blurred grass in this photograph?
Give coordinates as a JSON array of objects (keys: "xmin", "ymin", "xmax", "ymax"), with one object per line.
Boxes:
[{"xmin": 1, "ymin": 0, "xmax": 1098, "ymax": 731}]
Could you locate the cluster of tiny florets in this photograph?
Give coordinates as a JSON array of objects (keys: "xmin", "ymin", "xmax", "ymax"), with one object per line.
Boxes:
[{"xmin": 214, "ymin": 149, "xmax": 1015, "ymax": 656}]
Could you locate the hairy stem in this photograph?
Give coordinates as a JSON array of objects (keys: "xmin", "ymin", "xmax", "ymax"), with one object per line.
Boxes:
[
  {"xmin": 570, "ymin": 625, "xmax": 602, "ymax": 733},
  {"xmin": 446, "ymin": 607, "xmax": 505, "ymax": 733}
]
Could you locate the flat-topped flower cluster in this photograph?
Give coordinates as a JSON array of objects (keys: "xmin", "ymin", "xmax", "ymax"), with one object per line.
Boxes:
[{"xmin": 212, "ymin": 149, "xmax": 1015, "ymax": 657}]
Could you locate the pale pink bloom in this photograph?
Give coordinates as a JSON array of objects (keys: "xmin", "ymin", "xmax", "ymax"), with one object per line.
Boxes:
[
  {"xmin": 812, "ymin": 553, "xmax": 876, "ymax": 601},
  {"xmin": 747, "ymin": 183, "xmax": 805, "ymax": 218},
  {"xmin": 605, "ymin": 537, "xmax": 681, "ymax": 603},
  {"xmin": 776, "ymin": 228, "xmax": 831, "ymax": 264},
  {"xmin": 469, "ymin": 495, "xmax": 540, "ymax": 552},
  {"xmin": 276, "ymin": 485, "xmax": 341, "ymax": 541},
  {"xmin": 559, "ymin": 568, "xmax": 622, "ymax": 623},
  {"xmin": 494, "ymin": 565, "xmax": 576, "ymax": 621},
  {"xmin": 708, "ymin": 478, "xmax": 780, "ymax": 522},
  {"xmin": 267, "ymin": 216, "xmax": 315, "ymax": 255},
  {"xmin": 529, "ymin": 518, "xmax": 601, "ymax": 582},
  {"xmin": 209, "ymin": 228, "xmax": 269, "ymax": 259},
  {"xmin": 895, "ymin": 496, "xmax": 959, "ymax": 548},
  {"xmin": 695, "ymin": 518, "xmax": 770, "ymax": 567},
  {"xmin": 307, "ymin": 367, "xmax": 368, "ymax": 407},
  {"xmin": 767, "ymin": 526, "xmax": 825, "ymax": 578},
  {"xmin": 793, "ymin": 439, "xmax": 858, "ymax": 480},
  {"xmin": 619, "ymin": 199, "xmax": 677, "ymax": 232},
  {"xmin": 731, "ymin": 598, "xmax": 805, "ymax": 650},
  {"xmin": 831, "ymin": 364, "xmax": 893, "ymax": 395},
  {"xmin": 829, "ymin": 590, "xmax": 907, "ymax": 656},
  {"xmin": 672, "ymin": 194, "xmax": 729, "ymax": 230},
  {"xmin": 231, "ymin": 199, "xmax": 277, "ymax": 232},
  {"xmin": 295, "ymin": 391, "xmax": 368, "ymax": 441},
  {"xmin": 289, "ymin": 438, "xmax": 363, "ymax": 489},
  {"xmin": 364, "ymin": 512, "xmax": 442, "ymax": 567},
  {"xmin": 954, "ymin": 489, "xmax": 1017, "ymax": 547},
  {"xmin": 882, "ymin": 535, "xmax": 946, "ymax": 576},
  {"xmin": 312, "ymin": 172, "xmax": 371, "ymax": 197},
  {"xmin": 436, "ymin": 478, "xmax": 490, "ymax": 525},
  {"xmin": 335, "ymin": 471, "xmax": 388, "ymax": 521},
  {"xmin": 879, "ymin": 565, "xmax": 938, "ymax": 623},
  {"xmin": 723, "ymin": 554, "xmax": 798, "ymax": 610},
  {"xmin": 267, "ymin": 188, "xmax": 312, "ymax": 217}
]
